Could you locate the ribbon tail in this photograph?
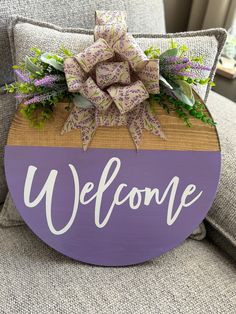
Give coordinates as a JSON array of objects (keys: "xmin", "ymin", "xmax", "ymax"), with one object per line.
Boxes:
[
  {"xmin": 129, "ymin": 119, "xmax": 144, "ymax": 150},
  {"xmin": 143, "ymin": 101, "xmax": 166, "ymax": 139},
  {"xmin": 80, "ymin": 123, "xmax": 97, "ymax": 151},
  {"xmin": 61, "ymin": 106, "xmax": 79, "ymax": 134},
  {"xmin": 61, "ymin": 106, "xmax": 97, "ymax": 150},
  {"xmin": 128, "ymin": 104, "xmax": 145, "ymax": 150}
]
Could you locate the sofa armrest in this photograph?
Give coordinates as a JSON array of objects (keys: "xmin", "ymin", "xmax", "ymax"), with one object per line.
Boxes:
[{"xmin": 205, "ymin": 91, "xmax": 236, "ymax": 259}]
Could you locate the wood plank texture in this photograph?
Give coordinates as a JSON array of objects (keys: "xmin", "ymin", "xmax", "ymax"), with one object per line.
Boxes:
[{"xmin": 7, "ymin": 98, "xmax": 220, "ymax": 151}]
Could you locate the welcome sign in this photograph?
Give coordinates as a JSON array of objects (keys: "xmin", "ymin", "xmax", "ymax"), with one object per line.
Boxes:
[{"xmin": 5, "ymin": 102, "xmax": 221, "ymax": 266}]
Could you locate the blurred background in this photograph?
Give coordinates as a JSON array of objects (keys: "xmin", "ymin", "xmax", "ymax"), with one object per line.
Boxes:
[{"xmin": 164, "ymin": 0, "xmax": 236, "ymax": 101}]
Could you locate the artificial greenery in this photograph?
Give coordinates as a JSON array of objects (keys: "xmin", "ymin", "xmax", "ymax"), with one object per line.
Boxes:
[
  {"xmin": 5, "ymin": 41, "xmax": 216, "ymax": 128},
  {"xmin": 144, "ymin": 41, "xmax": 214, "ymax": 106},
  {"xmin": 145, "ymin": 40, "xmax": 216, "ymax": 126},
  {"xmin": 149, "ymin": 93, "xmax": 216, "ymax": 127},
  {"xmin": 5, "ymin": 47, "xmax": 73, "ymax": 127}
]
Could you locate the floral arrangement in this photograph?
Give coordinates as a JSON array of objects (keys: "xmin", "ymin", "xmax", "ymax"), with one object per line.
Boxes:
[
  {"xmin": 5, "ymin": 41, "xmax": 215, "ymax": 129},
  {"xmin": 145, "ymin": 42, "xmax": 215, "ymax": 127},
  {"xmin": 5, "ymin": 47, "xmax": 73, "ymax": 127}
]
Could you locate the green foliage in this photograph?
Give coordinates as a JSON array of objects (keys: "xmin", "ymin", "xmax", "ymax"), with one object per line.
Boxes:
[
  {"xmin": 159, "ymin": 48, "xmax": 178, "ymax": 59},
  {"xmin": 150, "ymin": 93, "xmax": 216, "ymax": 128},
  {"xmin": 146, "ymin": 40, "xmax": 215, "ymax": 108},
  {"xmin": 20, "ymin": 103, "xmax": 54, "ymax": 129},
  {"xmin": 59, "ymin": 45, "xmax": 74, "ymax": 57},
  {"xmin": 144, "ymin": 46, "xmax": 161, "ymax": 59},
  {"xmin": 191, "ymin": 55, "xmax": 203, "ymax": 64},
  {"xmin": 5, "ymin": 46, "xmax": 73, "ymax": 127},
  {"xmin": 20, "ymin": 90, "xmax": 72, "ymax": 128},
  {"xmin": 40, "ymin": 52, "xmax": 64, "ymax": 72},
  {"xmin": 173, "ymin": 79, "xmax": 195, "ymax": 106}
]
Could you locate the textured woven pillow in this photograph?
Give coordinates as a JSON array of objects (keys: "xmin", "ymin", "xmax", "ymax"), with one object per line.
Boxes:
[{"xmin": 0, "ymin": 17, "xmax": 226, "ymax": 235}]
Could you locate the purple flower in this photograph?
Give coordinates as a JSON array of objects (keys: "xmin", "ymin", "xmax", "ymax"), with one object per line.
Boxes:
[
  {"xmin": 15, "ymin": 93, "xmax": 33, "ymax": 102},
  {"xmin": 14, "ymin": 70, "xmax": 30, "ymax": 83},
  {"xmin": 164, "ymin": 56, "xmax": 190, "ymax": 63},
  {"xmin": 177, "ymin": 72, "xmax": 197, "ymax": 77},
  {"xmin": 169, "ymin": 62, "xmax": 190, "ymax": 72},
  {"xmin": 188, "ymin": 62, "xmax": 211, "ymax": 71},
  {"xmin": 24, "ymin": 91, "xmax": 59, "ymax": 105},
  {"xmin": 34, "ymin": 75, "xmax": 64, "ymax": 87}
]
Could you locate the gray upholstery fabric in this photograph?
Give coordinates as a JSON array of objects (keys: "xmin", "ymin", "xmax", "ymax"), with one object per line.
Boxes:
[
  {"xmin": 0, "ymin": 93, "xmax": 15, "ymax": 203},
  {"xmin": 0, "ymin": 193, "xmax": 23, "ymax": 227},
  {"xmin": 0, "ymin": 226, "xmax": 235, "ymax": 313},
  {"xmin": 205, "ymin": 221, "xmax": 236, "ymax": 261},
  {"xmin": 0, "ymin": 0, "xmax": 166, "ymax": 86},
  {"xmin": 189, "ymin": 222, "xmax": 206, "ymax": 240},
  {"xmin": 205, "ymin": 91, "xmax": 236, "ymax": 250}
]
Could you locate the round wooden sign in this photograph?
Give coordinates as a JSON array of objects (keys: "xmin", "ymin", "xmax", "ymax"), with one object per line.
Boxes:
[{"xmin": 5, "ymin": 96, "xmax": 220, "ymax": 266}]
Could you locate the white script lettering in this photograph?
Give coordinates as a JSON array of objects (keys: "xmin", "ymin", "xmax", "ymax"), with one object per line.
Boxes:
[{"xmin": 24, "ymin": 157, "xmax": 203, "ymax": 235}]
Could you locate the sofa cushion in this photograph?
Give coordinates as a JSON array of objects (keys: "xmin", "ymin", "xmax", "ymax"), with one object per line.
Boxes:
[
  {"xmin": 0, "ymin": 193, "xmax": 23, "ymax": 227},
  {"xmin": 0, "ymin": 225, "xmax": 235, "ymax": 313},
  {"xmin": 0, "ymin": 0, "xmax": 166, "ymax": 87},
  {"xmin": 206, "ymin": 221, "xmax": 236, "ymax": 261},
  {"xmin": 205, "ymin": 91, "xmax": 236, "ymax": 253},
  {"xmin": 0, "ymin": 93, "xmax": 15, "ymax": 203}
]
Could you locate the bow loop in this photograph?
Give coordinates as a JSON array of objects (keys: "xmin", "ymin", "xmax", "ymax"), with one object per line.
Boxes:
[
  {"xmin": 96, "ymin": 61, "xmax": 130, "ymax": 89},
  {"xmin": 79, "ymin": 77, "xmax": 112, "ymax": 111},
  {"xmin": 107, "ymin": 80, "xmax": 149, "ymax": 114},
  {"xmin": 64, "ymin": 57, "xmax": 87, "ymax": 93},
  {"xmin": 95, "ymin": 11, "xmax": 127, "ymax": 25},
  {"xmin": 76, "ymin": 38, "xmax": 114, "ymax": 73}
]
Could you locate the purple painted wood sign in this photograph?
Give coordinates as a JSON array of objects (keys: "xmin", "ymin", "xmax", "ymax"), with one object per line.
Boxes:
[{"xmin": 5, "ymin": 145, "xmax": 221, "ymax": 266}]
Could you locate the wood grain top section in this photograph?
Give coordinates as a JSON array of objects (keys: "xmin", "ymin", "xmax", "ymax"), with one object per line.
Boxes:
[{"xmin": 7, "ymin": 98, "xmax": 220, "ymax": 151}]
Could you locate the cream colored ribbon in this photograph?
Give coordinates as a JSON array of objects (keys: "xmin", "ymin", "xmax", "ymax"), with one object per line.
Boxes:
[{"xmin": 62, "ymin": 10, "xmax": 164, "ymax": 150}]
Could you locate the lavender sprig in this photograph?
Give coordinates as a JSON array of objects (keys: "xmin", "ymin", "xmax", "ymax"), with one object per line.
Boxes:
[
  {"xmin": 24, "ymin": 91, "xmax": 60, "ymax": 105},
  {"xmin": 176, "ymin": 72, "xmax": 198, "ymax": 78},
  {"xmin": 15, "ymin": 93, "xmax": 33, "ymax": 103},
  {"xmin": 163, "ymin": 56, "xmax": 189, "ymax": 63},
  {"xmin": 188, "ymin": 63, "xmax": 211, "ymax": 71},
  {"xmin": 14, "ymin": 69, "xmax": 30, "ymax": 83},
  {"xmin": 34, "ymin": 75, "xmax": 64, "ymax": 87}
]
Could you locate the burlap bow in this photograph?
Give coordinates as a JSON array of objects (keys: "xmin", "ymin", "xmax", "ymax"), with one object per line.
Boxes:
[{"xmin": 61, "ymin": 10, "xmax": 165, "ymax": 150}]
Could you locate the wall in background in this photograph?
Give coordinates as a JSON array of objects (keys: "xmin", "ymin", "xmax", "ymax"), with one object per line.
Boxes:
[{"xmin": 164, "ymin": 0, "xmax": 193, "ymax": 33}]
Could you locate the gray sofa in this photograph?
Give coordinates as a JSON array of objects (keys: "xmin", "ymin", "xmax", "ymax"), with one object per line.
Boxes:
[{"xmin": 0, "ymin": 1, "xmax": 235, "ymax": 313}]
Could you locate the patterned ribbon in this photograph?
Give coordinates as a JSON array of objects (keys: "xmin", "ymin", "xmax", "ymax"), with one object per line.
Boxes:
[{"xmin": 62, "ymin": 10, "xmax": 165, "ymax": 150}]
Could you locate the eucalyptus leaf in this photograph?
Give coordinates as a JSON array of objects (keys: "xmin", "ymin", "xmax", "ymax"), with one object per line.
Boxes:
[
  {"xmin": 159, "ymin": 48, "xmax": 178, "ymax": 60},
  {"xmin": 175, "ymin": 79, "xmax": 194, "ymax": 100},
  {"xmin": 73, "ymin": 94, "xmax": 94, "ymax": 109},
  {"xmin": 25, "ymin": 56, "xmax": 42, "ymax": 75},
  {"xmin": 40, "ymin": 53, "xmax": 64, "ymax": 72},
  {"xmin": 159, "ymin": 75, "xmax": 173, "ymax": 90},
  {"xmin": 172, "ymin": 88, "xmax": 195, "ymax": 106}
]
